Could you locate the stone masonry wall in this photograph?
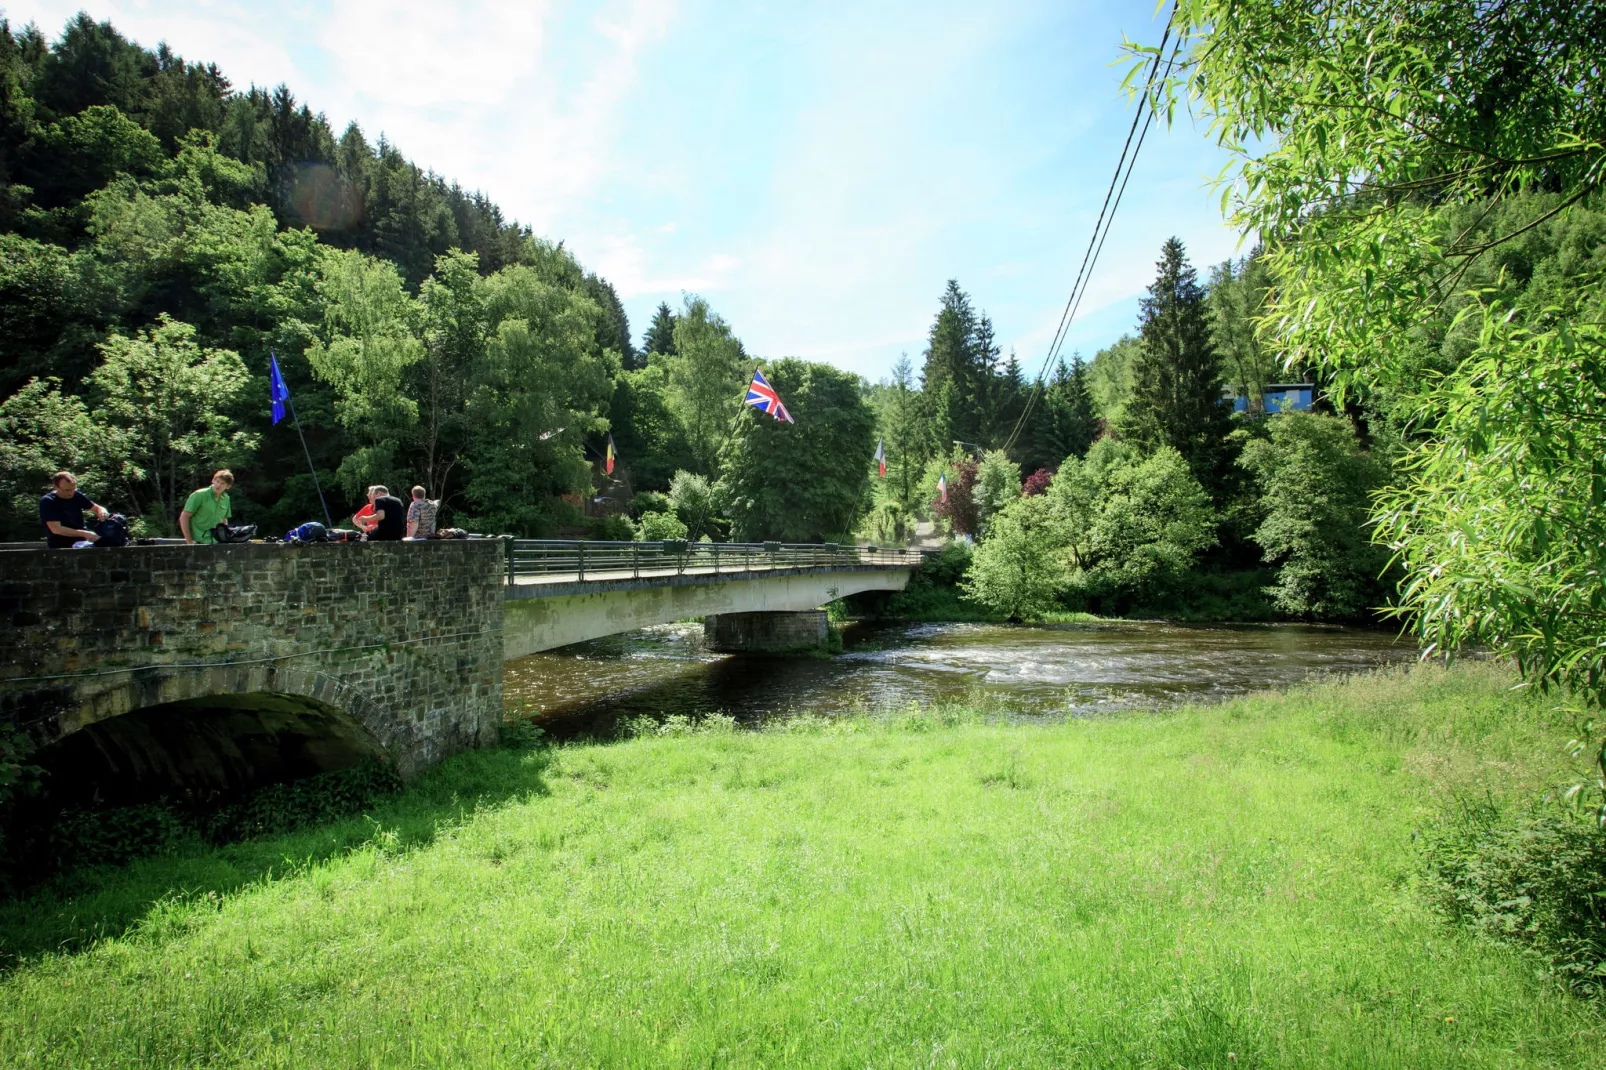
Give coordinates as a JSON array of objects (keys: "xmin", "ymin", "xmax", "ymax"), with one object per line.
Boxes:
[
  {"xmin": 0, "ymin": 540, "xmax": 505, "ymax": 777},
  {"xmin": 704, "ymin": 610, "xmax": 830, "ymax": 653}
]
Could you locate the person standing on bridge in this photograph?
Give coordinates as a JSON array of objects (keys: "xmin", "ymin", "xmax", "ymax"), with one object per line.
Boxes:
[
  {"xmin": 39, "ymin": 471, "xmax": 109, "ymax": 547},
  {"xmin": 179, "ymin": 470, "xmax": 234, "ymax": 544},
  {"xmin": 365, "ymin": 486, "xmax": 406, "ymax": 541}
]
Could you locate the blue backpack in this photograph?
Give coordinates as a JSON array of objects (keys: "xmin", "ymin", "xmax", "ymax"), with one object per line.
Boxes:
[{"xmin": 285, "ymin": 522, "xmax": 328, "ymax": 543}]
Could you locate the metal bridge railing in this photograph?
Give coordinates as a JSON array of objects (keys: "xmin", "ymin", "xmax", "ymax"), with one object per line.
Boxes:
[{"xmin": 504, "ymin": 540, "xmax": 925, "ymax": 585}]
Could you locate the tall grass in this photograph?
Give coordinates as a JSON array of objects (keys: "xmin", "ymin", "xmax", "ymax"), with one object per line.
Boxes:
[{"xmin": 1, "ymin": 663, "xmax": 1601, "ymax": 1067}]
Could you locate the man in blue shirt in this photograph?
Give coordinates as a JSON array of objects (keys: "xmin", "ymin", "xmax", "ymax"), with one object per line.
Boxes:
[{"xmin": 39, "ymin": 471, "xmax": 108, "ymax": 548}]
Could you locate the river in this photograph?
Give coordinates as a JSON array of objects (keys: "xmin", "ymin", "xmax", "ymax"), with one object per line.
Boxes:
[{"xmin": 505, "ymin": 619, "xmax": 1419, "ymax": 739}]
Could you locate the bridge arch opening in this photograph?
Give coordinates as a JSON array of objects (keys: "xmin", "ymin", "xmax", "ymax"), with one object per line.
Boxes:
[{"xmin": 33, "ymin": 692, "xmax": 391, "ymax": 811}]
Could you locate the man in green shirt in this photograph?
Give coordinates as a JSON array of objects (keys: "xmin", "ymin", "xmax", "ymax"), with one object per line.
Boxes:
[{"xmin": 179, "ymin": 469, "xmax": 234, "ymax": 544}]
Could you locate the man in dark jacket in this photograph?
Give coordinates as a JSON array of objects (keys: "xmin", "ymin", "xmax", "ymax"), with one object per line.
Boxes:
[
  {"xmin": 367, "ymin": 486, "xmax": 406, "ymax": 541},
  {"xmin": 39, "ymin": 471, "xmax": 108, "ymax": 547}
]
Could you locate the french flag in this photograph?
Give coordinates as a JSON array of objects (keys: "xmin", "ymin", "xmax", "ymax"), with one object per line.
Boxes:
[{"xmin": 874, "ymin": 439, "xmax": 885, "ymax": 478}]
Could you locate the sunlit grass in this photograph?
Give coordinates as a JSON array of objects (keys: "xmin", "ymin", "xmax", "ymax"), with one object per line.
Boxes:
[{"xmin": 1, "ymin": 662, "xmax": 1601, "ymax": 1067}]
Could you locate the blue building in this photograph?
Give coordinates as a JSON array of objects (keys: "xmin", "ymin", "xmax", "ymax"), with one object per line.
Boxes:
[{"xmin": 1229, "ymin": 383, "xmax": 1314, "ymax": 414}]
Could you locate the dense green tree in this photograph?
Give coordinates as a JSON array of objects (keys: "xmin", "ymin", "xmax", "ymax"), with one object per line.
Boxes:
[
  {"xmin": 1086, "ymin": 335, "xmax": 1139, "ymax": 424},
  {"xmin": 635, "ymin": 509, "xmax": 687, "ymax": 542},
  {"xmin": 583, "ymin": 273, "xmax": 636, "ymax": 370},
  {"xmin": 1239, "ymin": 413, "xmax": 1391, "ymax": 620},
  {"xmin": 716, "ymin": 358, "xmax": 874, "ymax": 542},
  {"xmin": 973, "ymin": 448, "xmax": 1022, "ymax": 533},
  {"xmin": 961, "ymin": 494, "xmax": 1065, "ymax": 621},
  {"xmin": 608, "ymin": 360, "xmax": 692, "ymax": 493},
  {"xmin": 872, "ymin": 353, "xmax": 923, "ymax": 509},
  {"xmin": 463, "ymin": 264, "xmax": 613, "ymax": 532},
  {"xmin": 0, "ymin": 376, "xmax": 102, "ymax": 539},
  {"xmin": 1049, "ymin": 444, "xmax": 1215, "ymax": 606},
  {"xmin": 305, "ymin": 248, "xmax": 424, "ymax": 493},
  {"xmin": 1208, "ymin": 252, "xmax": 1278, "ymax": 411},
  {"xmin": 1119, "ymin": 238, "xmax": 1231, "ymax": 483},
  {"xmin": 666, "ymin": 296, "xmax": 746, "ymax": 475},
  {"xmin": 88, "ymin": 314, "xmax": 255, "ymax": 533},
  {"xmin": 1162, "ymin": 0, "xmax": 1606, "ymax": 730},
  {"xmin": 1039, "ymin": 355, "xmax": 1098, "ymax": 462},
  {"xmin": 414, "ymin": 249, "xmax": 486, "ymax": 500}
]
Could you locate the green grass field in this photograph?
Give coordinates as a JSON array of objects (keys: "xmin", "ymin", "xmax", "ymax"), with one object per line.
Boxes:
[{"xmin": 2, "ymin": 663, "xmax": 1602, "ymax": 1067}]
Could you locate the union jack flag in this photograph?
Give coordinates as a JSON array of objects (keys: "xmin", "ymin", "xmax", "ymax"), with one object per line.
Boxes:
[{"xmin": 744, "ymin": 368, "xmax": 794, "ymax": 423}]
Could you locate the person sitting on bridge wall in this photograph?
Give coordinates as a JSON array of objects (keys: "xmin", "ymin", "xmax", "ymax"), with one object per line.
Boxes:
[
  {"xmin": 406, "ymin": 485, "xmax": 438, "ymax": 540},
  {"xmin": 179, "ymin": 470, "xmax": 234, "ymax": 545},
  {"xmin": 365, "ymin": 486, "xmax": 406, "ymax": 542},
  {"xmin": 39, "ymin": 471, "xmax": 109, "ymax": 548},
  {"xmin": 353, "ymin": 486, "xmax": 380, "ymax": 534}
]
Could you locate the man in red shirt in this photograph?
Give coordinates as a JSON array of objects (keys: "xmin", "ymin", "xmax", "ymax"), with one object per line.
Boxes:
[{"xmin": 352, "ymin": 486, "xmax": 380, "ymax": 534}]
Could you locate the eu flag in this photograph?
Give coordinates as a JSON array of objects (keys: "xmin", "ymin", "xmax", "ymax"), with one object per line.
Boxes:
[{"xmin": 269, "ymin": 353, "xmax": 290, "ymax": 426}]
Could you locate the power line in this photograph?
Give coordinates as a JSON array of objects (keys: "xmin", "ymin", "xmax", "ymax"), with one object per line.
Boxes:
[{"xmin": 1001, "ymin": 9, "xmax": 1182, "ymax": 454}]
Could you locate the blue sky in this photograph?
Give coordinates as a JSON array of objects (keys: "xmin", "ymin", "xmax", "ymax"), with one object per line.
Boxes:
[{"xmin": 12, "ymin": 1, "xmax": 1246, "ymax": 381}]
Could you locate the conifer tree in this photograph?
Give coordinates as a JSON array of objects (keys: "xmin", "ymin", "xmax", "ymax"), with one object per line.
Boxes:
[
  {"xmin": 642, "ymin": 301, "xmax": 678, "ymax": 357},
  {"xmin": 1042, "ymin": 355, "xmax": 1098, "ymax": 463},
  {"xmin": 1119, "ymin": 237, "xmax": 1231, "ymax": 484},
  {"xmin": 920, "ymin": 280, "xmax": 988, "ymax": 452}
]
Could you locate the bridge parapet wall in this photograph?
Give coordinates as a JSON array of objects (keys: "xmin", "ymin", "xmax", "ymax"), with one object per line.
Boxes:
[{"xmin": 0, "ymin": 541, "xmax": 505, "ymax": 776}]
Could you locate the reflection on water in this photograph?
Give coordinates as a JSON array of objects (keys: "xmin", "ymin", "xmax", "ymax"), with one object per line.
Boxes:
[{"xmin": 505, "ymin": 619, "xmax": 1419, "ymax": 740}]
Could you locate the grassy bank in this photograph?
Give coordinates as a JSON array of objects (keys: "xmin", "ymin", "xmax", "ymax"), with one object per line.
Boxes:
[{"xmin": 2, "ymin": 664, "xmax": 1602, "ymax": 1066}]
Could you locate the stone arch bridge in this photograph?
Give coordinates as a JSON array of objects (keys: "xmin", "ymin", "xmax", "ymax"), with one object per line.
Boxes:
[{"xmin": 0, "ymin": 540, "xmax": 914, "ymax": 802}]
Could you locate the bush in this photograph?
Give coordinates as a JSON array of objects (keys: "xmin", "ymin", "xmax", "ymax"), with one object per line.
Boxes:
[
  {"xmin": 589, "ymin": 513, "xmax": 634, "ymax": 541},
  {"xmin": 667, "ymin": 470, "xmax": 716, "ymax": 541},
  {"xmin": 2, "ymin": 761, "xmax": 403, "ymax": 894},
  {"xmin": 630, "ymin": 491, "xmax": 671, "ymax": 518},
  {"xmin": 1424, "ymin": 806, "xmax": 1606, "ymax": 997},
  {"xmin": 635, "ymin": 510, "xmax": 688, "ymax": 541}
]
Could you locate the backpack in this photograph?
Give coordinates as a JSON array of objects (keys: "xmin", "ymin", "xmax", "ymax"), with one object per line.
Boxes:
[
  {"xmin": 212, "ymin": 522, "xmax": 257, "ymax": 544},
  {"xmin": 95, "ymin": 513, "xmax": 130, "ymax": 548},
  {"xmin": 285, "ymin": 522, "xmax": 327, "ymax": 543}
]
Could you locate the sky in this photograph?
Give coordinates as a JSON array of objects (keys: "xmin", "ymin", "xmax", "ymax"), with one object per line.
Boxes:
[{"xmin": 9, "ymin": 0, "xmax": 1247, "ymax": 382}]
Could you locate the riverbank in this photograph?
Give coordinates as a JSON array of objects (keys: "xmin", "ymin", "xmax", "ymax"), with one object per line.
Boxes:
[{"xmin": 3, "ymin": 663, "xmax": 1602, "ymax": 1066}]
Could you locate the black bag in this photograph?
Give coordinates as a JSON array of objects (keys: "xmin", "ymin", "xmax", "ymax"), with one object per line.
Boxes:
[
  {"xmin": 95, "ymin": 513, "xmax": 130, "ymax": 548},
  {"xmin": 211, "ymin": 522, "xmax": 257, "ymax": 544}
]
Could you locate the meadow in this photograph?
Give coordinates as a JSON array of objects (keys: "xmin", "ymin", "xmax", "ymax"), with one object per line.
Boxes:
[{"xmin": 1, "ymin": 662, "xmax": 1601, "ymax": 1067}]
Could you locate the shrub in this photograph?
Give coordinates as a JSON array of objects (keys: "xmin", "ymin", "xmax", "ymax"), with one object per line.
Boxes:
[
  {"xmin": 667, "ymin": 470, "xmax": 716, "ymax": 541},
  {"xmin": 1424, "ymin": 806, "xmax": 1606, "ymax": 997},
  {"xmin": 635, "ymin": 510, "xmax": 688, "ymax": 541},
  {"xmin": 630, "ymin": 491, "xmax": 670, "ymax": 518}
]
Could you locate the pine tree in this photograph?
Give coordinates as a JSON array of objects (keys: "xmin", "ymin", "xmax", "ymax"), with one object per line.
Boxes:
[
  {"xmin": 1041, "ymin": 355, "xmax": 1098, "ymax": 463},
  {"xmin": 1119, "ymin": 237, "xmax": 1231, "ymax": 484},
  {"xmin": 920, "ymin": 280, "xmax": 989, "ymax": 452},
  {"xmin": 642, "ymin": 301, "xmax": 677, "ymax": 357}
]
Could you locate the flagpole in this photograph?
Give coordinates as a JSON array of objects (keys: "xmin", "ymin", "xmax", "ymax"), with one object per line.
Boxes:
[
  {"xmin": 285, "ymin": 392, "xmax": 334, "ymax": 529},
  {"xmin": 273, "ymin": 354, "xmax": 334, "ymax": 529}
]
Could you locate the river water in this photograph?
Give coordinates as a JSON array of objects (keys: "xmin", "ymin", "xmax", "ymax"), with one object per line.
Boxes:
[{"xmin": 505, "ymin": 619, "xmax": 1419, "ymax": 739}]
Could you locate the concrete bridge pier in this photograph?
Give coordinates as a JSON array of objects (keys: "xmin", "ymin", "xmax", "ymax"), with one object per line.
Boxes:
[{"xmin": 704, "ymin": 611, "xmax": 830, "ymax": 654}]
